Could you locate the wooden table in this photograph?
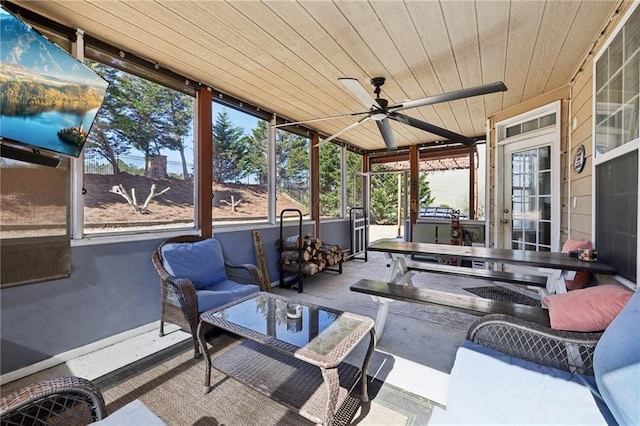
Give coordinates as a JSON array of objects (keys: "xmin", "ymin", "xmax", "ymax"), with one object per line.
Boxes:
[
  {"xmin": 368, "ymin": 240, "xmax": 616, "ymax": 275},
  {"xmin": 197, "ymin": 292, "xmax": 375, "ymax": 425},
  {"xmin": 364, "ymin": 240, "xmax": 616, "ymax": 337}
]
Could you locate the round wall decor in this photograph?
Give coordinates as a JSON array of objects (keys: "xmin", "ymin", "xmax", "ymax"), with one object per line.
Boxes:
[{"xmin": 573, "ymin": 144, "xmax": 586, "ymax": 173}]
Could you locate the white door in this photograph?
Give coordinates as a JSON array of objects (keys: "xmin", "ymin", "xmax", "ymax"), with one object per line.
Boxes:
[
  {"xmin": 495, "ymin": 102, "xmax": 562, "ymax": 269},
  {"xmin": 501, "ymin": 133, "xmax": 559, "ymax": 252}
]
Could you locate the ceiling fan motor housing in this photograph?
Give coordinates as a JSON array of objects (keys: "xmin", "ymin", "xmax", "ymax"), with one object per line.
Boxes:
[{"xmin": 370, "ymin": 76, "xmax": 386, "ymax": 88}]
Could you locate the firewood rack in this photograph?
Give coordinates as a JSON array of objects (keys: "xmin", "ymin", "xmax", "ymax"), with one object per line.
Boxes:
[
  {"xmin": 278, "ymin": 208, "xmax": 304, "ymax": 293},
  {"xmin": 277, "ymin": 208, "xmax": 345, "ymax": 293}
]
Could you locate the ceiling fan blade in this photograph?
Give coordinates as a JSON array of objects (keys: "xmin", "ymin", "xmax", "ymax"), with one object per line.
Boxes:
[
  {"xmin": 273, "ymin": 111, "xmax": 369, "ymax": 128},
  {"xmin": 389, "ymin": 112, "xmax": 475, "ymax": 146},
  {"xmin": 339, "ymin": 77, "xmax": 382, "ymax": 110},
  {"xmin": 315, "ymin": 115, "xmax": 371, "ymax": 147},
  {"xmin": 389, "ymin": 81, "xmax": 507, "ymax": 112},
  {"xmin": 376, "ymin": 118, "xmax": 397, "ymax": 150}
]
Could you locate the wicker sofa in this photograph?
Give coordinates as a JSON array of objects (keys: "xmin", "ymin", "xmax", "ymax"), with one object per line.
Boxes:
[
  {"xmin": 429, "ymin": 286, "xmax": 639, "ymax": 425},
  {"xmin": 151, "ymin": 235, "xmax": 262, "ymax": 358}
]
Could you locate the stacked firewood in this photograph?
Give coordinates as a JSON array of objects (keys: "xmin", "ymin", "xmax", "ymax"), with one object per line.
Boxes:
[{"xmin": 277, "ymin": 234, "xmax": 344, "ymax": 276}]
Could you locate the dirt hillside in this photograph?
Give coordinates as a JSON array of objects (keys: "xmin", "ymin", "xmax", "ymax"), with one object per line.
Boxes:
[{"xmin": 83, "ymin": 173, "xmax": 306, "ymax": 225}]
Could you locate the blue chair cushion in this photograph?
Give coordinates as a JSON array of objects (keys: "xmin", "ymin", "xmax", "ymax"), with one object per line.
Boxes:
[
  {"xmin": 161, "ymin": 238, "xmax": 228, "ymax": 290},
  {"xmin": 196, "ymin": 280, "xmax": 259, "ymax": 312},
  {"xmin": 594, "ymin": 287, "xmax": 640, "ymax": 426}
]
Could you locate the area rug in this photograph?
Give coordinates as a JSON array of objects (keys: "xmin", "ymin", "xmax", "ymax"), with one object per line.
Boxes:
[
  {"xmin": 95, "ymin": 332, "xmax": 441, "ymax": 425},
  {"xmin": 463, "ymin": 286, "xmax": 541, "ymax": 307}
]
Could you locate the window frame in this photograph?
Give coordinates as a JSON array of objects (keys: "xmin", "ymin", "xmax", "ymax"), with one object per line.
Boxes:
[
  {"xmin": 592, "ymin": 2, "xmax": 639, "ymax": 286},
  {"xmin": 69, "ymin": 33, "xmax": 199, "ymax": 244},
  {"xmin": 15, "ymin": 5, "xmax": 362, "ymax": 245}
]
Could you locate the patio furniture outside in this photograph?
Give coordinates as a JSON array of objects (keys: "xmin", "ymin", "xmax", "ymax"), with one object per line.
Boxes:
[
  {"xmin": 197, "ymin": 292, "xmax": 376, "ymax": 425},
  {"xmin": 152, "ymin": 235, "xmax": 262, "ymax": 358}
]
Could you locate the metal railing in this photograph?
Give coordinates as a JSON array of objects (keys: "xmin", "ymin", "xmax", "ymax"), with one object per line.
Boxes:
[
  {"xmin": 279, "ymin": 184, "xmax": 309, "ymax": 204},
  {"xmin": 84, "ymin": 154, "xmax": 191, "ymax": 179}
]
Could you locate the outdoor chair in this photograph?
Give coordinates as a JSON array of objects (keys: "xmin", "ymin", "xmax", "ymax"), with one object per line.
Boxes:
[
  {"xmin": 151, "ymin": 235, "xmax": 261, "ymax": 358},
  {"xmin": 0, "ymin": 376, "xmax": 165, "ymax": 425},
  {"xmin": 0, "ymin": 377, "xmax": 107, "ymax": 425}
]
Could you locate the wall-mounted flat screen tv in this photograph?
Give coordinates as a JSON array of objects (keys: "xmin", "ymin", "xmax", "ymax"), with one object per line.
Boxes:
[{"xmin": 0, "ymin": 6, "xmax": 109, "ymax": 159}]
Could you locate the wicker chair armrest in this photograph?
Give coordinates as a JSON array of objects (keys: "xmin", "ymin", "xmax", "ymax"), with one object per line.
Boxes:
[
  {"xmin": 163, "ymin": 276, "xmax": 198, "ymax": 315},
  {"xmin": 225, "ymin": 262, "xmax": 262, "ymax": 287},
  {"xmin": 0, "ymin": 376, "xmax": 107, "ymax": 424},
  {"xmin": 151, "ymin": 249, "xmax": 172, "ymax": 282},
  {"xmin": 467, "ymin": 314, "xmax": 602, "ymax": 376}
]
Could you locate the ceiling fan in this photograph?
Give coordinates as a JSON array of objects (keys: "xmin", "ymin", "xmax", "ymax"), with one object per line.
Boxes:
[{"xmin": 275, "ymin": 77, "xmax": 507, "ymax": 150}]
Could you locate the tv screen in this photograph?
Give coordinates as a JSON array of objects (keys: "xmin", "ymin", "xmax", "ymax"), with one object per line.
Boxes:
[{"xmin": 0, "ymin": 6, "xmax": 109, "ymax": 158}]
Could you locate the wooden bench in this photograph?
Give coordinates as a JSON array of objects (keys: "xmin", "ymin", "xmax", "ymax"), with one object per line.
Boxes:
[
  {"xmin": 403, "ymin": 259, "xmax": 549, "ymax": 288},
  {"xmin": 350, "ymin": 278, "xmax": 551, "ymax": 326}
]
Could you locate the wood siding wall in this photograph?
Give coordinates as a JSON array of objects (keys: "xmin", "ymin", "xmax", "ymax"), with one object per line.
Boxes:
[
  {"xmin": 487, "ymin": 0, "xmax": 633, "ymax": 248},
  {"xmin": 567, "ymin": 0, "xmax": 634, "ymax": 242}
]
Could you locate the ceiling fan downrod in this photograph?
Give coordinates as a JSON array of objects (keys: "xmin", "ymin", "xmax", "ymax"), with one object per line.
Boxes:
[{"xmin": 369, "ymin": 76, "xmax": 388, "ymax": 118}]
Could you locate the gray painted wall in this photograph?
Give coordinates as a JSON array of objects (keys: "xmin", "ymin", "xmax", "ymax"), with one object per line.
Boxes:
[{"xmin": 1, "ymin": 220, "xmax": 351, "ymax": 374}]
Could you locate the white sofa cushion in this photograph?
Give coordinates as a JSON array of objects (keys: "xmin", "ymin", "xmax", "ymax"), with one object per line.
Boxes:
[
  {"xmin": 429, "ymin": 341, "xmax": 614, "ymax": 425},
  {"xmin": 91, "ymin": 399, "xmax": 166, "ymax": 425}
]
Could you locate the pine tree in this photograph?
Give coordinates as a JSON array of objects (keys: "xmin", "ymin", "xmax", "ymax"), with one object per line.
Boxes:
[
  {"xmin": 319, "ymin": 143, "xmax": 341, "ymax": 216},
  {"xmin": 240, "ymin": 120, "xmax": 268, "ymax": 184},
  {"xmin": 212, "ymin": 111, "xmax": 246, "ymax": 182}
]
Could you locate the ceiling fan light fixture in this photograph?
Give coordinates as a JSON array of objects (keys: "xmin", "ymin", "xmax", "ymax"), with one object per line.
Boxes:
[{"xmin": 371, "ymin": 112, "xmax": 387, "ymax": 121}]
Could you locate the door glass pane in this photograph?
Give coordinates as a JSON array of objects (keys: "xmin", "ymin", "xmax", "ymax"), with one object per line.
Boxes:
[
  {"xmin": 540, "ymin": 196, "xmax": 551, "ymax": 220},
  {"xmin": 506, "ymin": 125, "xmax": 521, "ymax": 138},
  {"xmin": 510, "ymin": 146, "xmax": 552, "ymax": 252},
  {"xmin": 539, "ymin": 113, "xmax": 556, "ymax": 128},
  {"xmin": 522, "ymin": 118, "xmax": 538, "ymax": 133},
  {"xmin": 540, "ymin": 222, "xmax": 551, "ymax": 247},
  {"xmin": 540, "ymin": 171, "xmax": 551, "ymax": 195},
  {"xmin": 538, "ymin": 147, "xmax": 550, "ymax": 170}
]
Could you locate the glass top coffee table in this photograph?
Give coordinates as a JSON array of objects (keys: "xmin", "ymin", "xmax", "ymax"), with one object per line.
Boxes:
[{"xmin": 197, "ymin": 292, "xmax": 376, "ymax": 425}]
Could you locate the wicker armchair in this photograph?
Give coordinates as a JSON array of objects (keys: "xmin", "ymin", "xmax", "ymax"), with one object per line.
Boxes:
[
  {"xmin": 151, "ymin": 235, "xmax": 262, "ymax": 358},
  {"xmin": 0, "ymin": 377, "xmax": 107, "ymax": 425},
  {"xmin": 467, "ymin": 313, "xmax": 603, "ymax": 375}
]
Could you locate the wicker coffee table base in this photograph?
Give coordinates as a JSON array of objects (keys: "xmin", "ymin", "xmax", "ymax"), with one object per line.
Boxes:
[
  {"xmin": 196, "ymin": 293, "xmax": 376, "ymax": 425},
  {"xmin": 198, "ymin": 331, "xmax": 375, "ymax": 425},
  {"xmin": 211, "ymin": 339, "xmax": 363, "ymax": 424}
]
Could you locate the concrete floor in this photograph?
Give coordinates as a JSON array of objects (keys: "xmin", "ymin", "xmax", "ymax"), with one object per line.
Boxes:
[
  {"xmin": 1, "ymin": 244, "xmax": 539, "ymax": 411},
  {"xmin": 270, "ymin": 249, "xmax": 484, "ymax": 403}
]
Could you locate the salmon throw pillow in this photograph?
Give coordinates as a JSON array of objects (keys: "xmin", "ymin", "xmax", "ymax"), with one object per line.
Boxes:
[{"xmin": 543, "ymin": 284, "xmax": 634, "ymax": 332}]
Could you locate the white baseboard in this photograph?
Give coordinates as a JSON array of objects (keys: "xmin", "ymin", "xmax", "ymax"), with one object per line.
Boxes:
[{"xmin": 1, "ymin": 321, "xmax": 161, "ymax": 385}]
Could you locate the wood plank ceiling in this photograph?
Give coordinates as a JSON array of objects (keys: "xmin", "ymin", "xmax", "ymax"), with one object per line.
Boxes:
[{"xmin": 12, "ymin": 0, "xmax": 620, "ymax": 153}]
